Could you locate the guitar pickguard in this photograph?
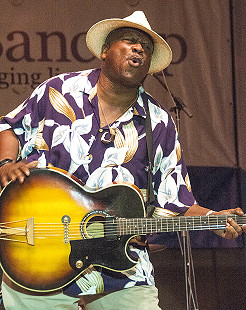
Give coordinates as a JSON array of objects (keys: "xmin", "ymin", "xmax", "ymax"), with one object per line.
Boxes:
[{"xmin": 69, "ymin": 235, "xmax": 138, "ymax": 273}]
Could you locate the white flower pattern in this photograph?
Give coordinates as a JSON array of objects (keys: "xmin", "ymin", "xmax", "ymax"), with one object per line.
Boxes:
[{"xmin": 0, "ymin": 69, "xmax": 195, "ymax": 295}]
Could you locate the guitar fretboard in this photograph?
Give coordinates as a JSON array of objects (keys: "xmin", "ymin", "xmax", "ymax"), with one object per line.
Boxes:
[{"xmin": 115, "ymin": 214, "xmax": 246, "ymax": 236}]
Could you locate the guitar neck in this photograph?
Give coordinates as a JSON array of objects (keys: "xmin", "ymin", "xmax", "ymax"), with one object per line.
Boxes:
[{"xmin": 116, "ymin": 214, "xmax": 246, "ymax": 235}]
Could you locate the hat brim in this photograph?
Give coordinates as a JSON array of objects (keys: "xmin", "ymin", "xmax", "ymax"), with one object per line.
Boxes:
[{"xmin": 86, "ymin": 18, "xmax": 172, "ymax": 74}]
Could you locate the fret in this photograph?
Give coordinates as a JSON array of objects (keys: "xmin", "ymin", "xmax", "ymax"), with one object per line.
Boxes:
[
  {"xmin": 171, "ymin": 216, "xmax": 174, "ymax": 232},
  {"xmin": 117, "ymin": 218, "xmax": 121, "ymax": 236},
  {"xmin": 135, "ymin": 218, "xmax": 139, "ymax": 234},
  {"xmin": 144, "ymin": 218, "xmax": 148, "ymax": 234},
  {"xmin": 145, "ymin": 218, "xmax": 149, "ymax": 233},
  {"xmin": 117, "ymin": 218, "xmax": 124, "ymax": 236},
  {"xmin": 192, "ymin": 216, "xmax": 195, "ymax": 230},
  {"xmin": 204, "ymin": 216, "xmax": 211, "ymax": 229},
  {"xmin": 127, "ymin": 218, "xmax": 131, "ymax": 235},
  {"xmin": 154, "ymin": 218, "xmax": 157, "ymax": 233},
  {"xmin": 186, "ymin": 216, "xmax": 194, "ymax": 231},
  {"xmin": 184, "ymin": 216, "xmax": 187, "ymax": 231},
  {"xmin": 139, "ymin": 218, "xmax": 142, "ymax": 234},
  {"xmin": 207, "ymin": 215, "xmax": 212, "ymax": 230},
  {"xmin": 138, "ymin": 218, "xmax": 145, "ymax": 234},
  {"xmin": 184, "ymin": 217, "xmax": 188, "ymax": 230},
  {"xmin": 140, "ymin": 218, "xmax": 144, "ymax": 235},
  {"xmin": 132, "ymin": 218, "xmax": 135, "ymax": 233},
  {"xmin": 173, "ymin": 217, "xmax": 179, "ymax": 232},
  {"xmin": 177, "ymin": 217, "xmax": 182, "ymax": 231},
  {"xmin": 200, "ymin": 216, "xmax": 208, "ymax": 230},
  {"xmin": 188, "ymin": 217, "xmax": 192, "ymax": 230},
  {"xmin": 124, "ymin": 218, "xmax": 127, "ymax": 234},
  {"xmin": 141, "ymin": 219, "xmax": 144, "ymax": 234},
  {"xmin": 153, "ymin": 218, "xmax": 156, "ymax": 233},
  {"xmin": 122, "ymin": 218, "xmax": 125, "ymax": 235},
  {"xmin": 144, "ymin": 218, "xmax": 147, "ymax": 234},
  {"xmin": 216, "ymin": 215, "xmax": 219, "ymax": 229},
  {"xmin": 156, "ymin": 218, "xmax": 161, "ymax": 233},
  {"xmin": 162, "ymin": 217, "xmax": 166, "ymax": 232},
  {"xmin": 195, "ymin": 216, "xmax": 201, "ymax": 230},
  {"xmin": 218, "ymin": 215, "xmax": 227, "ymax": 229},
  {"xmin": 208, "ymin": 215, "xmax": 221, "ymax": 230},
  {"xmin": 148, "ymin": 218, "xmax": 152, "ymax": 233},
  {"xmin": 207, "ymin": 216, "xmax": 215, "ymax": 229},
  {"xmin": 123, "ymin": 218, "xmax": 127, "ymax": 235},
  {"xmin": 181, "ymin": 217, "xmax": 185, "ymax": 231},
  {"xmin": 167, "ymin": 217, "xmax": 171, "ymax": 232},
  {"xmin": 177, "ymin": 217, "xmax": 181, "ymax": 231}
]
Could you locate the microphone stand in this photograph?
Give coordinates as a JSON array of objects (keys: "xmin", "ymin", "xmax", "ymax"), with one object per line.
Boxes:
[{"xmin": 153, "ymin": 73, "xmax": 199, "ymax": 310}]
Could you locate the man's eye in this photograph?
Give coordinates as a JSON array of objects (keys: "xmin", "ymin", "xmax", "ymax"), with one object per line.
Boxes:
[
  {"xmin": 123, "ymin": 38, "xmax": 135, "ymax": 43},
  {"xmin": 142, "ymin": 44, "xmax": 153, "ymax": 52},
  {"xmin": 142, "ymin": 43, "xmax": 150, "ymax": 49},
  {"xmin": 122, "ymin": 38, "xmax": 153, "ymax": 53}
]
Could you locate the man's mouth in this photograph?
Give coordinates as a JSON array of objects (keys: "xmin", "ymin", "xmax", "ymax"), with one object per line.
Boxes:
[{"xmin": 127, "ymin": 56, "xmax": 143, "ymax": 68}]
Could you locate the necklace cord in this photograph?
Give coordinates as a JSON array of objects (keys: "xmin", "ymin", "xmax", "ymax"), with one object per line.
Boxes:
[{"xmin": 98, "ymin": 92, "xmax": 138, "ymax": 144}]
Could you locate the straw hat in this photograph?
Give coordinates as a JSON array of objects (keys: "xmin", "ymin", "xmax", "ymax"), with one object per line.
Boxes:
[{"xmin": 86, "ymin": 11, "xmax": 172, "ymax": 74}]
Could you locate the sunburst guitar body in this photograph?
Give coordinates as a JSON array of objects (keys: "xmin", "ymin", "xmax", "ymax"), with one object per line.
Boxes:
[{"xmin": 0, "ymin": 168, "xmax": 145, "ymax": 292}]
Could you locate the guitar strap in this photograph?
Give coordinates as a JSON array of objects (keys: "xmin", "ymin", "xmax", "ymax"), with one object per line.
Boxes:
[{"xmin": 145, "ymin": 102, "xmax": 155, "ymax": 217}]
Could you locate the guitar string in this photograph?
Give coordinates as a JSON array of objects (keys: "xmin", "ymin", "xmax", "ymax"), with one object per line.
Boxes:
[
  {"xmin": 1, "ymin": 220, "xmax": 245, "ymax": 232},
  {"xmin": 0, "ymin": 223, "xmax": 241, "ymax": 241},
  {"xmin": 1, "ymin": 215, "xmax": 244, "ymax": 230},
  {"xmin": 1, "ymin": 213, "xmax": 241, "ymax": 224},
  {"xmin": 0, "ymin": 216, "xmax": 244, "ymax": 225},
  {"xmin": 31, "ymin": 214, "xmax": 245, "ymax": 227},
  {"xmin": 1, "ymin": 215, "xmax": 245, "ymax": 240},
  {"xmin": 0, "ymin": 222, "xmax": 237, "ymax": 242},
  {"xmin": 0, "ymin": 224, "xmax": 228, "ymax": 239}
]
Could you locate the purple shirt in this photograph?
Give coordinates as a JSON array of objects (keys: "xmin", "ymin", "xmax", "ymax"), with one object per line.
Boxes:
[{"xmin": 0, "ymin": 68, "xmax": 196, "ymax": 295}]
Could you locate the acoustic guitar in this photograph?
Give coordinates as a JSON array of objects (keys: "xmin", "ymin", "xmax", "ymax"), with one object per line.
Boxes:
[{"xmin": 0, "ymin": 167, "xmax": 245, "ymax": 292}]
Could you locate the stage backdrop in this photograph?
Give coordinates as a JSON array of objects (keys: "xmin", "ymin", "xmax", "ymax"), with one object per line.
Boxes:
[{"xmin": 0, "ymin": 0, "xmax": 245, "ymax": 247}]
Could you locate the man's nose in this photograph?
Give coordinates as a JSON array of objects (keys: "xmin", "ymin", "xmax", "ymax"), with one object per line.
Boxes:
[{"xmin": 132, "ymin": 43, "xmax": 144, "ymax": 54}]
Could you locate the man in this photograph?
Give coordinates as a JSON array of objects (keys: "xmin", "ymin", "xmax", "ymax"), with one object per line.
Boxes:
[{"xmin": 0, "ymin": 11, "xmax": 245, "ymax": 310}]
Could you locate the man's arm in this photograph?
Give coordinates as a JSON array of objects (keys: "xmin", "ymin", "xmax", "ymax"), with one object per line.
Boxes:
[
  {"xmin": 0, "ymin": 130, "xmax": 38, "ymax": 187},
  {"xmin": 0, "ymin": 129, "xmax": 19, "ymax": 161},
  {"xmin": 185, "ymin": 203, "xmax": 246, "ymax": 239}
]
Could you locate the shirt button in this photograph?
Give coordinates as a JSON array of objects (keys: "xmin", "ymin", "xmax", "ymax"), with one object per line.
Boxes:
[{"xmin": 99, "ymin": 128, "xmax": 103, "ymax": 132}]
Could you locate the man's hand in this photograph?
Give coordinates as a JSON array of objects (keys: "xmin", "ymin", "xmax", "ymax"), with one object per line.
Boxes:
[
  {"xmin": 212, "ymin": 207, "xmax": 246, "ymax": 239},
  {"xmin": 0, "ymin": 160, "xmax": 38, "ymax": 187}
]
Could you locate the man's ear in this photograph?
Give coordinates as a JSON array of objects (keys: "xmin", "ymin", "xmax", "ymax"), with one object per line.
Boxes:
[{"xmin": 101, "ymin": 44, "xmax": 109, "ymax": 60}]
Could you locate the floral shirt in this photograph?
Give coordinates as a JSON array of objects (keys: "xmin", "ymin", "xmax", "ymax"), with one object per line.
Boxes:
[{"xmin": 0, "ymin": 68, "xmax": 196, "ymax": 295}]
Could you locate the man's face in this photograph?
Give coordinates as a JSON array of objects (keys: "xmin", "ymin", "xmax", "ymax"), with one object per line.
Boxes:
[{"xmin": 100, "ymin": 28, "xmax": 154, "ymax": 87}]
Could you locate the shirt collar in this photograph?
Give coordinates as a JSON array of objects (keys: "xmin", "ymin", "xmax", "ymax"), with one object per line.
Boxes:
[
  {"xmin": 80, "ymin": 69, "xmax": 100, "ymax": 104},
  {"xmin": 81, "ymin": 69, "xmax": 148, "ymax": 118}
]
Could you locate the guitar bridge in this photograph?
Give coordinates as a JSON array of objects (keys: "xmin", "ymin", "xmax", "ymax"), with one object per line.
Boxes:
[
  {"xmin": 26, "ymin": 217, "xmax": 34, "ymax": 245},
  {"xmin": 0, "ymin": 217, "xmax": 34, "ymax": 245}
]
